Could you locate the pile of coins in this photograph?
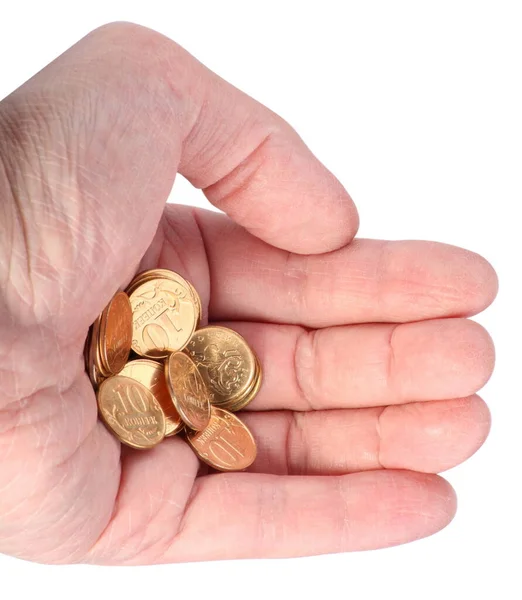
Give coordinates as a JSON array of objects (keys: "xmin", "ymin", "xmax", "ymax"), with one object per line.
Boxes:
[{"xmin": 84, "ymin": 269, "xmax": 259, "ymax": 472}]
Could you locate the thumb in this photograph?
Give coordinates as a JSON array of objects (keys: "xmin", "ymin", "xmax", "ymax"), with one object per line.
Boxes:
[{"xmin": 0, "ymin": 22, "xmax": 357, "ymax": 400}]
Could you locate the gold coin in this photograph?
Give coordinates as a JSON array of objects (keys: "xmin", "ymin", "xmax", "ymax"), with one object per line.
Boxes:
[
  {"xmin": 85, "ymin": 326, "xmax": 105, "ymax": 390},
  {"xmin": 165, "ymin": 352, "xmax": 211, "ymax": 431},
  {"xmin": 186, "ymin": 406, "xmax": 257, "ymax": 472},
  {"xmin": 89, "ymin": 355, "xmax": 106, "ymax": 390},
  {"xmin": 84, "ymin": 326, "xmax": 92, "ymax": 373},
  {"xmin": 185, "ymin": 326, "xmax": 257, "ymax": 408},
  {"xmin": 129, "ymin": 277, "xmax": 198, "ymax": 358},
  {"xmin": 223, "ymin": 360, "xmax": 259, "ymax": 412},
  {"xmin": 97, "ymin": 376, "xmax": 166, "ymax": 449},
  {"xmin": 227, "ymin": 358, "xmax": 263, "ymax": 412},
  {"xmin": 127, "ymin": 269, "xmax": 202, "ymax": 325},
  {"xmin": 88, "ymin": 317, "xmax": 110, "ymax": 380},
  {"xmin": 99, "ymin": 291, "xmax": 133, "ymax": 375},
  {"xmin": 120, "ymin": 359, "xmax": 183, "ymax": 436}
]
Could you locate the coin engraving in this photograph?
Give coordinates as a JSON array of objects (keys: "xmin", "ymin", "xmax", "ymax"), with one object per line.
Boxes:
[
  {"xmin": 120, "ymin": 359, "xmax": 183, "ymax": 436},
  {"xmin": 98, "ymin": 376, "xmax": 166, "ymax": 449},
  {"xmin": 187, "ymin": 407, "xmax": 257, "ymax": 471},
  {"xmin": 89, "ymin": 270, "xmax": 258, "ymax": 467},
  {"xmin": 186, "ymin": 326, "xmax": 256, "ymax": 406},
  {"xmin": 130, "ymin": 278, "xmax": 197, "ymax": 358},
  {"xmin": 165, "ymin": 352, "xmax": 210, "ymax": 431},
  {"xmin": 226, "ymin": 358, "xmax": 263, "ymax": 412}
]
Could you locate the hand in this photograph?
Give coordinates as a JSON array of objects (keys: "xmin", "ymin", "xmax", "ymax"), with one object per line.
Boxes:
[{"xmin": 0, "ymin": 23, "xmax": 497, "ymax": 565}]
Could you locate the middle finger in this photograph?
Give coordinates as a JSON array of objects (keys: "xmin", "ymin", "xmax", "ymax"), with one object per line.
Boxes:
[{"xmin": 223, "ymin": 318, "xmax": 494, "ymax": 411}]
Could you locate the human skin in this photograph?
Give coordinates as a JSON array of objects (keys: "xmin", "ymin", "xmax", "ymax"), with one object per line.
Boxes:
[{"xmin": 0, "ymin": 22, "xmax": 497, "ymax": 564}]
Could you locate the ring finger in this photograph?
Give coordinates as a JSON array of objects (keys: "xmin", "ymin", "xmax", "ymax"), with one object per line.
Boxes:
[
  {"xmin": 221, "ymin": 317, "xmax": 495, "ymax": 411},
  {"xmin": 241, "ymin": 394, "xmax": 490, "ymax": 475}
]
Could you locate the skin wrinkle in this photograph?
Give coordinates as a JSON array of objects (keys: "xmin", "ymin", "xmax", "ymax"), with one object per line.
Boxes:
[
  {"xmin": 135, "ymin": 486, "xmax": 190, "ymax": 565},
  {"xmin": 204, "ymin": 130, "xmax": 276, "ymax": 213},
  {"xmin": 1, "ymin": 457, "xmax": 70, "ymax": 526},
  {"xmin": 0, "ymin": 146, "xmax": 35, "ymax": 316},
  {"xmin": 172, "ymin": 477, "xmax": 204, "ymax": 545},
  {"xmin": 335, "ymin": 477, "xmax": 353, "ymax": 553},
  {"xmin": 85, "ymin": 451, "xmax": 129, "ymax": 562},
  {"xmin": 0, "ymin": 111, "xmax": 101, "ymax": 330},
  {"xmin": 385, "ymin": 323, "xmax": 400, "ymax": 402},
  {"xmin": 293, "ymin": 327, "xmax": 320, "ymax": 411},
  {"xmin": 32, "ymin": 468, "xmax": 91, "ymax": 562},
  {"xmin": 256, "ymin": 476, "xmax": 281, "ymax": 557},
  {"xmin": 88, "ymin": 444, "xmax": 198, "ymax": 564},
  {"xmin": 179, "ymin": 86, "xmax": 206, "ymax": 152},
  {"xmin": 0, "ymin": 370, "xmax": 118, "ymax": 560},
  {"xmin": 284, "ymin": 411, "xmax": 308, "ymax": 475},
  {"xmin": 159, "ymin": 212, "xmax": 195, "ymax": 280},
  {"xmin": 375, "ymin": 405, "xmax": 390, "ymax": 470},
  {"xmin": 0, "ymin": 366, "xmax": 88, "ymax": 435},
  {"xmin": 280, "ymin": 250, "xmax": 311, "ymax": 317}
]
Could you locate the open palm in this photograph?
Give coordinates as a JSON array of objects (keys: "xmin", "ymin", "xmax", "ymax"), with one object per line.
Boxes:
[{"xmin": 0, "ymin": 23, "xmax": 496, "ymax": 565}]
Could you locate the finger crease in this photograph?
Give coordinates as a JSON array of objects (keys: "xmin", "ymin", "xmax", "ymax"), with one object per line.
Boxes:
[
  {"xmin": 285, "ymin": 410, "xmax": 307, "ymax": 475},
  {"xmin": 203, "ymin": 130, "xmax": 276, "ymax": 206},
  {"xmin": 293, "ymin": 328, "xmax": 318, "ymax": 411},
  {"xmin": 386, "ymin": 324, "xmax": 400, "ymax": 401},
  {"xmin": 375, "ymin": 405, "xmax": 390, "ymax": 469}
]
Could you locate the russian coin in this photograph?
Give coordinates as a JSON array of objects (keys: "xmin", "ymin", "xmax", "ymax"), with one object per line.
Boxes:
[
  {"xmin": 88, "ymin": 269, "xmax": 259, "ymax": 467},
  {"xmin": 186, "ymin": 406, "xmax": 257, "ymax": 472},
  {"xmin": 129, "ymin": 277, "xmax": 198, "ymax": 358},
  {"xmin": 165, "ymin": 352, "xmax": 211, "ymax": 431},
  {"xmin": 226, "ymin": 358, "xmax": 263, "ymax": 412},
  {"xmin": 85, "ymin": 326, "xmax": 104, "ymax": 390},
  {"xmin": 185, "ymin": 326, "xmax": 257, "ymax": 408},
  {"xmin": 88, "ymin": 316, "xmax": 110, "ymax": 380},
  {"xmin": 84, "ymin": 326, "xmax": 92, "ymax": 373},
  {"xmin": 120, "ymin": 359, "xmax": 183, "ymax": 437},
  {"xmin": 97, "ymin": 376, "xmax": 166, "ymax": 449},
  {"xmin": 127, "ymin": 269, "xmax": 202, "ymax": 325},
  {"xmin": 99, "ymin": 291, "xmax": 133, "ymax": 375},
  {"xmin": 89, "ymin": 359, "xmax": 105, "ymax": 391}
]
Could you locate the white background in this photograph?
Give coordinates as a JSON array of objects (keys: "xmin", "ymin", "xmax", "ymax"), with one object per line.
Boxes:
[{"xmin": 0, "ymin": 1, "xmax": 520, "ymax": 598}]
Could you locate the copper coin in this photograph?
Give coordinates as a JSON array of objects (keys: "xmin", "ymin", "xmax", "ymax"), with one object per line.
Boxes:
[
  {"xmin": 84, "ymin": 327, "xmax": 93, "ymax": 373},
  {"xmin": 86, "ymin": 324, "xmax": 105, "ymax": 390},
  {"xmin": 150, "ymin": 270, "xmax": 201, "ymax": 317},
  {"xmin": 97, "ymin": 376, "xmax": 166, "ymax": 449},
  {"xmin": 223, "ymin": 363, "xmax": 259, "ymax": 412},
  {"xmin": 227, "ymin": 358, "xmax": 263, "ymax": 412},
  {"xmin": 185, "ymin": 326, "xmax": 257, "ymax": 407},
  {"xmin": 120, "ymin": 359, "xmax": 183, "ymax": 436},
  {"xmin": 99, "ymin": 291, "xmax": 133, "ymax": 375},
  {"xmin": 127, "ymin": 269, "xmax": 202, "ymax": 324},
  {"xmin": 165, "ymin": 352, "xmax": 211, "ymax": 431},
  {"xmin": 129, "ymin": 277, "xmax": 198, "ymax": 358},
  {"xmin": 88, "ymin": 317, "xmax": 110, "ymax": 379},
  {"xmin": 186, "ymin": 406, "xmax": 257, "ymax": 471}
]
